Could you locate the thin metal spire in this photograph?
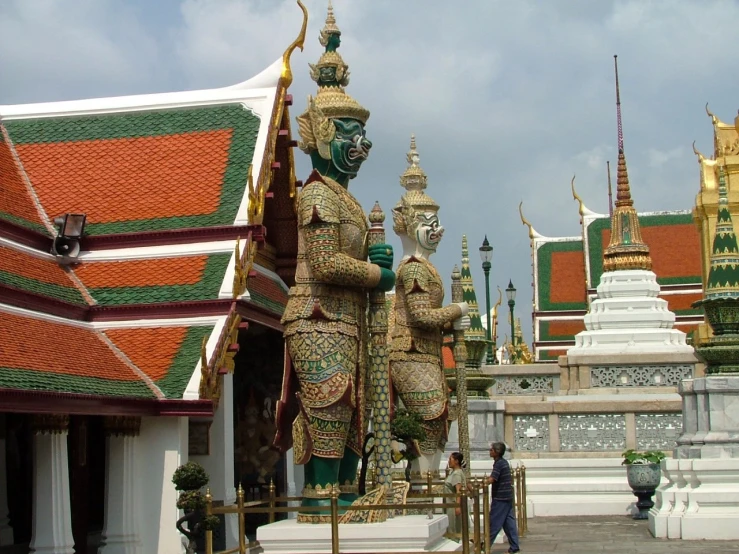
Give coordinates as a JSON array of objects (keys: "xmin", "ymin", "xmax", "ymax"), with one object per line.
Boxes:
[
  {"xmin": 607, "ymin": 160, "xmax": 613, "ymax": 217},
  {"xmin": 615, "ymin": 55, "xmax": 623, "ymax": 153}
]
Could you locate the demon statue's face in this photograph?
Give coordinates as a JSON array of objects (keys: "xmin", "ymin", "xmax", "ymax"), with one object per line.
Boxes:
[
  {"xmin": 328, "ymin": 118, "xmax": 372, "ymax": 180},
  {"xmin": 413, "ymin": 211, "xmax": 444, "ymax": 254}
]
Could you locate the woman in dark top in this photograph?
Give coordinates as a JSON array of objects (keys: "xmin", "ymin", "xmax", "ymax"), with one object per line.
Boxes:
[{"xmin": 487, "ymin": 442, "xmax": 520, "ymax": 553}]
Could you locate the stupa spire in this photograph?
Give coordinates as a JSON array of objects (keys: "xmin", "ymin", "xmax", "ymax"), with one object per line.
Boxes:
[
  {"xmin": 601, "ymin": 55, "xmax": 652, "ymax": 272},
  {"xmin": 460, "ymin": 235, "xmax": 487, "ymax": 352},
  {"xmin": 705, "ymin": 164, "xmax": 739, "ymax": 299}
]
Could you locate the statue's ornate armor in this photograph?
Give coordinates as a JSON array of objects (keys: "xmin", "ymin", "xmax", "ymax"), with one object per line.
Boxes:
[
  {"xmin": 282, "ymin": 174, "xmax": 380, "ymax": 461},
  {"xmin": 390, "ymin": 257, "xmax": 461, "ymax": 454}
]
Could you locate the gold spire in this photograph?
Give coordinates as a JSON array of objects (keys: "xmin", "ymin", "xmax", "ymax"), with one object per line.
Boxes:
[
  {"xmin": 280, "ymin": 0, "xmax": 308, "ymax": 87},
  {"xmin": 392, "ymin": 135, "xmax": 438, "ymax": 236},
  {"xmin": 320, "ymin": 0, "xmax": 341, "ymax": 44},
  {"xmin": 602, "ymin": 55, "xmax": 652, "ymax": 273}
]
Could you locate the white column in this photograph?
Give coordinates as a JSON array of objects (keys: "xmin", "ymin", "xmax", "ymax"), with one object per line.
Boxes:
[
  {"xmin": 192, "ymin": 374, "xmax": 238, "ymax": 547},
  {"xmin": 99, "ymin": 417, "xmax": 142, "ymax": 554},
  {"xmin": 29, "ymin": 415, "xmax": 75, "ymax": 554},
  {"xmin": 0, "ymin": 415, "xmax": 13, "ymax": 546}
]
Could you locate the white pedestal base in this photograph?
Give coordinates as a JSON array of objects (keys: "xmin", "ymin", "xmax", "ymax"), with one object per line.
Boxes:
[
  {"xmin": 255, "ymin": 515, "xmax": 461, "ymax": 553},
  {"xmin": 649, "ymin": 458, "xmax": 739, "ymax": 540}
]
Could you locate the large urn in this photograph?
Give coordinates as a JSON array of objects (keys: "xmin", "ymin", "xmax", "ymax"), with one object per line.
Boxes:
[{"xmin": 625, "ymin": 463, "xmax": 661, "ymax": 520}]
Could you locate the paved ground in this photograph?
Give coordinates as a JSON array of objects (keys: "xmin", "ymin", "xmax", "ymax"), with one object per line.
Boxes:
[{"xmin": 491, "ymin": 516, "xmax": 739, "ymax": 553}]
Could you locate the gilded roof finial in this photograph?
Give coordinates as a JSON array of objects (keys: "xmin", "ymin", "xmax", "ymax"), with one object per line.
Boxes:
[
  {"xmin": 602, "ymin": 55, "xmax": 651, "ymax": 273},
  {"xmin": 692, "ymin": 141, "xmax": 706, "ymax": 163},
  {"xmin": 706, "ymin": 103, "xmax": 719, "ymax": 125},
  {"xmin": 571, "ymin": 174, "xmax": 586, "ymax": 217},
  {"xmin": 519, "ymin": 201, "xmax": 540, "ymax": 240},
  {"xmin": 281, "ymin": 0, "xmax": 308, "ymax": 88}
]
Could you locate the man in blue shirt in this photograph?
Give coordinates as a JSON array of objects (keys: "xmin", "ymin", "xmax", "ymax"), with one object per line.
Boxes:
[{"xmin": 486, "ymin": 442, "xmax": 520, "ymax": 553}]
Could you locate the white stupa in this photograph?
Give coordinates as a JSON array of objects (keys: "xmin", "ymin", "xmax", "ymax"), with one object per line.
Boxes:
[{"xmin": 567, "ymin": 58, "xmax": 692, "ymax": 358}]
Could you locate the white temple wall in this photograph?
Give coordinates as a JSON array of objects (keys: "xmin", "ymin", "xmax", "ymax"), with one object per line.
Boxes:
[{"xmin": 137, "ymin": 416, "xmax": 188, "ymax": 554}]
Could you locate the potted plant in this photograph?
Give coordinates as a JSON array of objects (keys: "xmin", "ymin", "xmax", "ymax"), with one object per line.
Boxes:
[
  {"xmin": 172, "ymin": 461, "xmax": 220, "ymax": 554},
  {"xmin": 621, "ymin": 449, "xmax": 666, "ymax": 520}
]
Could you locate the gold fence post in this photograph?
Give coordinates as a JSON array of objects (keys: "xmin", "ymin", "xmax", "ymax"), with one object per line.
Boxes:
[
  {"xmin": 268, "ymin": 478, "xmax": 276, "ymax": 524},
  {"xmin": 460, "ymin": 483, "xmax": 470, "ymax": 554},
  {"xmin": 483, "ymin": 478, "xmax": 490, "ymax": 554},
  {"xmin": 426, "ymin": 470, "xmax": 434, "ymax": 519},
  {"xmin": 330, "ymin": 486, "xmax": 340, "ymax": 554},
  {"xmin": 521, "ymin": 464, "xmax": 528, "ymax": 534},
  {"xmin": 237, "ymin": 484, "xmax": 246, "ymax": 554},
  {"xmin": 205, "ymin": 488, "xmax": 213, "ymax": 554},
  {"xmin": 472, "ymin": 479, "xmax": 481, "ymax": 554},
  {"xmin": 515, "ymin": 466, "xmax": 523, "ymax": 534}
]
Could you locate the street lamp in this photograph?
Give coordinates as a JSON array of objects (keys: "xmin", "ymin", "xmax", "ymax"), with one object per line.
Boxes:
[
  {"xmin": 506, "ymin": 280, "xmax": 516, "ymax": 362},
  {"xmin": 479, "ymin": 236, "xmax": 494, "ymax": 365}
]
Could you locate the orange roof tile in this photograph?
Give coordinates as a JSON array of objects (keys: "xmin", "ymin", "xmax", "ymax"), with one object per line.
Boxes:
[
  {"xmin": 0, "ymin": 127, "xmax": 48, "ymax": 232},
  {"xmin": 15, "ymin": 131, "xmax": 230, "ymax": 224},
  {"xmin": 549, "ymin": 250, "xmax": 587, "ymax": 304},
  {"xmin": 0, "ymin": 245, "xmax": 88, "ymax": 304},
  {"xmin": 75, "ymin": 256, "xmax": 210, "ymax": 288},
  {"xmin": 0, "ymin": 311, "xmax": 141, "ymax": 382},
  {"xmin": 104, "ymin": 326, "xmax": 189, "ymax": 381}
]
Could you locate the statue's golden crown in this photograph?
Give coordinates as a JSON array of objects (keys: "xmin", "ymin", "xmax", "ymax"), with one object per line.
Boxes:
[{"xmin": 393, "ymin": 136, "xmax": 439, "ymax": 235}]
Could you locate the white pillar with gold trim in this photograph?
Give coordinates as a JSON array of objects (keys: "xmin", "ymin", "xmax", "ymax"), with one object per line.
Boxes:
[
  {"xmin": 28, "ymin": 414, "xmax": 75, "ymax": 554},
  {"xmin": 99, "ymin": 416, "xmax": 142, "ymax": 554}
]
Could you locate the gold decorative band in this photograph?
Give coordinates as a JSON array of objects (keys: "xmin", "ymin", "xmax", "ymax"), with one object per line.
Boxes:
[
  {"xmin": 302, "ymin": 483, "xmax": 339, "ymax": 499},
  {"xmin": 103, "ymin": 416, "xmax": 142, "ymax": 437}
]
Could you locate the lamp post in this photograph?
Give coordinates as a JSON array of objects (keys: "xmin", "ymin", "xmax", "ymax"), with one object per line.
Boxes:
[
  {"xmin": 506, "ymin": 280, "xmax": 516, "ymax": 363},
  {"xmin": 479, "ymin": 236, "xmax": 494, "ymax": 365}
]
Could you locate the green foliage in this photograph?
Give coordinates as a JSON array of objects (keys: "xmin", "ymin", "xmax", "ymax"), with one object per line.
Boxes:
[
  {"xmin": 172, "ymin": 461, "xmax": 210, "ymax": 491},
  {"xmin": 621, "ymin": 449, "xmax": 667, "ymax": 465},
  {"xmin": 177, "ymin": 489, "xmax": 206, "ymax": 512},
  {"xmin": 201, "ymin": 515, "xmax": 221, "ymax": 531},
  {"xmin": 391, "ymin": 408, "xmax": 426, "ymax": 442}
]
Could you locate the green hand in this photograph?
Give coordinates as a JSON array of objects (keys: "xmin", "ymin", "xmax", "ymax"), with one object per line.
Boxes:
[
  {"xmin": 376, "ymin": 267, "xmax": 395, "ymax": 292},
  {"xmin": 368, "ymin": 243, "xmax": 394, "ymax": 270}
]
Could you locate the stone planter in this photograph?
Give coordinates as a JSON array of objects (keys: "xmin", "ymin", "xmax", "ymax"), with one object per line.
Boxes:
[{"xmin": 625, "ymin": 463, "xmax": 661, "ymax": 520}]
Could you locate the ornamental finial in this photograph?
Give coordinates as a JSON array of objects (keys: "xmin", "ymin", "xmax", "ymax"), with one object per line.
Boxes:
[
  {"xmin": 400, "ymin": 134, "xmax": 428, "ymax": 192},
  {"xmin": 319, "ymin": 0, "xmax": 341, "ymax": 48},
  {"xmin": 462, "ymin": 235, "xmax": 469, "ymax": 262},
  {"xmin": 369, "ymin": 201, "xmax": 385, "ymax": 225},
  {"xmin": 602, "ymin": 55, "xmax": 651, "ymax": 272}
]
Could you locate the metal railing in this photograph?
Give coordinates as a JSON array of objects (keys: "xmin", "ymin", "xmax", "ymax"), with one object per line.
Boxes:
[{"xmin": 204, "ymin": 466, "xmax": 527, "ymax": 554}]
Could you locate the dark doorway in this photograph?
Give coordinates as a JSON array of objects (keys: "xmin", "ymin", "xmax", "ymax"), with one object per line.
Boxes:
[
  {"xmin": 232, "ymin": 323, "xmax": 287, "ymax": 537},
  {"xmin": 5, "ymin": 413, "xmax": 32, "ymax": 545}
]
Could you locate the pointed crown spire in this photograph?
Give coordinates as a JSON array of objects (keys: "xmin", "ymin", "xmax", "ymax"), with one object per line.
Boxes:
[
  {"xmin": 392, "ymin": 135, "xmax": 439, "ymax": 236},
  {"xmin": 319, "ymin": 0, "xmax": 341, "ymax": 45},
  {"xmin": 602, "ymin": 55, "xmax": 652, "ymax": 272},
  {"xmin": 297, "ymin": 1, "xmax": 369, "ymax": 153},
  {"xmin": 704, "ymin": 163, "xmax": 739, "ymax": 300}
]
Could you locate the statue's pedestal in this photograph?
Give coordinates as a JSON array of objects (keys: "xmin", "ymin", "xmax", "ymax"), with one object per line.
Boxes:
[
  {"xmin": 446, "ymin": 398, "xmax": 504, "ymax": 460},
  {"xmin": 649, "ymin": 376, "xmax": 739, "ymax": 540},
  {"xmin": 255, "ymin": 515, "xmax": 461, "ymax": 552}
]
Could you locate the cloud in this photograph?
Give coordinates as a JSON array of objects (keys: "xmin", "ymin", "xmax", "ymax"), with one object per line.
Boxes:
[{"xmin": 2, "ymin": 0, "xmax": 738, "ymax": 346}]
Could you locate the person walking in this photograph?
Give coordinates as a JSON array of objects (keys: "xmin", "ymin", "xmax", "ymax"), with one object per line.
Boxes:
[{"xmin": 487, "ymin": 442, "xmax": 520, "ymax": 553}]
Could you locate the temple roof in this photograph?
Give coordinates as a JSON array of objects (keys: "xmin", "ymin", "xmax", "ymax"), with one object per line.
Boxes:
[{"xmin": 0, "ymin": 48, "xmax": 301, "ymax": 412}]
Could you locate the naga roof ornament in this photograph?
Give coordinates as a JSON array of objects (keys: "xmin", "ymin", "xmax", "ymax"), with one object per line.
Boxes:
[
  {"xmin": 602, "ymin": 55, "xmax": 652, "ymax": 273},
  {"xmin": 296, "ymin": 1, "xmax": 368, "ymax": 156}
]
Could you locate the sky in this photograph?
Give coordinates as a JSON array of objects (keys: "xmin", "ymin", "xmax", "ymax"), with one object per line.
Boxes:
[{"xmin": 1, "ymin": 0, "xmax": 738, "ymax": 345}]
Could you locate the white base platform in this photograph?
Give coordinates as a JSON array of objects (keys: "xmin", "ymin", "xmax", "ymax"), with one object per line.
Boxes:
[
  {"xmin": 468, "ymin": 458, "xmax": 651, "ymax": 518},
  {"xmin": 255, "ymin": 515, "xmax": 462, "ymax": 553},
  {"xmin": 568, "ymin": 269, "xmax": 692, "ymax": 357},
  {"xmin": 649, "ymin": 458, "xmax": 739, "ymax": 540}
]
